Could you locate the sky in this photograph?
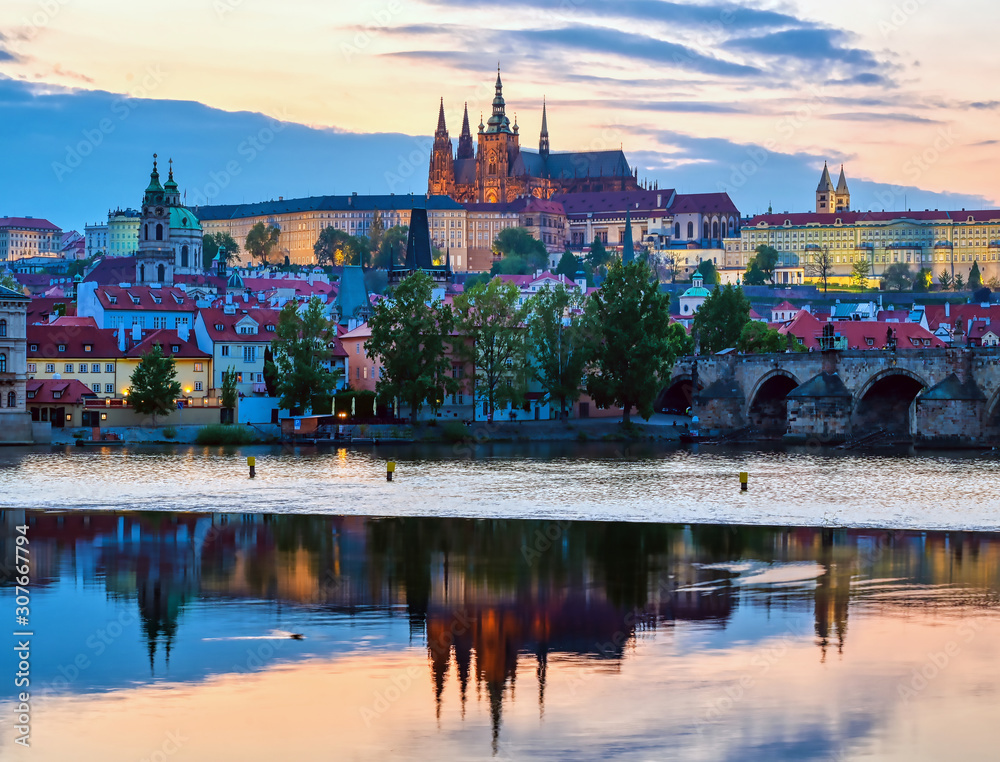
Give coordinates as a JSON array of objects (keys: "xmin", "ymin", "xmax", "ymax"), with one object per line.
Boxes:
[{"xmin": 1, "ymin": 0, "xmax": 998, "ymax": 230}]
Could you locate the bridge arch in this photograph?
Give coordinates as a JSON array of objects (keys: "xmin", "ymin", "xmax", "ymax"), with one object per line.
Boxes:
[
  {"xmin": 656, "ymin": 374, "xmax": 694, "ymax": 415},
  {"xmin": 747, "ymin": 369, "xmax": 800, "ymax": 436},
  {"xmin": 853, "ymin": 368, "xmax": 929, "ymax": 437}
]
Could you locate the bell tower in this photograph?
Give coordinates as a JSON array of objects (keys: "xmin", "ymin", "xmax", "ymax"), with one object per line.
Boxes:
[
  {"xmin": 428, "ymin": 98, "xmax": 455, "ymax": 197},
  {"xmin": 477, "ymin": 65, "xmax": 514, "ymax": 203}
]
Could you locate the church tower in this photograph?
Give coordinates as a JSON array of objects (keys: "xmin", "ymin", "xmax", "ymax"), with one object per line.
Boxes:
[
  {"xmin": 457, "ymin": 102, "xmax": 474, "ymax": 160},
  {"xmin": 428, "ymin": 98, "xmax": 455, "ymax": 197},
  {"xmin": 834, "ymin": 165, "xmax": 850, "ymax": 212},
  {"xmin": 136, "ymin": 154, "xmax": 203, "ymax": 286},
  {"xmin": 539, "ymin": 97, "xmax": 550, "ymax": 157},
  {"xmin": 816, "ymin": 162, "xmax": 835, "ymax": 213},
  {"xmin": 477, "ymin": 65, "xmax": 515, "ymax": 203}
]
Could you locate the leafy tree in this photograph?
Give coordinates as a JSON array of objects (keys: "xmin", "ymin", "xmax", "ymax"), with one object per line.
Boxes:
[
  {"xmin": 953, "ymin": 272, "xmax": 966, "ymax": 291},
  {"xmin": 262, "ymin": 346, "xmax": 278, "ymax": 396},
  {"xmin": 369, "ymin": 209, "xmax": 384, "ymax": 255},
  {"xmin": 583, "ymin": 259, "xmax": 680, "ymax": 425},
  {"xmin": 462, "ymin": 272, "xmax": 492, "ymax": 291},
  {"xmin": 314, "ymin": 226, "xmax": 371, "ymax": 267},
  {"xmin": 527, "ymin": 285, "xmax": 589, "ymax": 420},
  {"xmin": 375, "ymin": 225, "xmax": 408, "ymax": 270},
  {"xmin": 696, "ymin": 259, "xmax": 719, "ymax": 285},
  {"xmin": 806, "ymin": 247, "xmax": 834, "ymax": 293},
  {"xmin": 742, "ymin": 261, "xmax": 766, "ymax": 286},
  {"xmin": 555, "ymin": 250, "xmax": 579, "ymax": 281},
  {"xmin": 454, "ymin": 278, "xmax": 530, "ymax": 422},
  {"xmin": 128, "ymin": 345, "xmax": 182, "ymax": 424},
  {"xmin": 738, "ymin": 321, "xmax": 804, "ymax": 353},
  {"xmin": 245, "ymin": 222, "xmax": 280, "ymax": 266},
  {"xmin": 490, "ymin": 255, "xmax": 531, "ymax": 276},
  {"xmin": 913, "ymin": 268, "xmax": 932, "ymax": 293},
  {"xmin": 586, "ymin": 236, "xmax": 611, "ymax": 269},
  {"xmin": 752, "ymin": 244, "xmax": 780, "ymax": 284},
  {"xmin": 938, "ymin": 269, "xmax": 953, "ymax": 290},
  {"xmin": 364, "ymin": 269, "xmax": 388, "ymax": 295},
  {"xmin": 692, "ymin": 284, "xmax": 752, "ymax": 353},
  {"xmin": 969, "ymin": 260, "xmax": 983, "ymax": 290},
  {"xmin": 366, "ymin": 271, "xmax": 457, "ymax": 420},
  {"xmin": 881, "ymin": 262, "xmax": 912, "ymax": 291},
  {"xmin": 202, "ymin": 232, "xmax": 240, "ymax": 269},
  {"xmin": 0, "ymin": 271, "xmax": 23, "ymax": 293},
  {"xmin": 268, "ymin": 297, "xmax": 341, "ymax": 415},
  {"xmin": 851, "ymin": 259, "xmax": 871, "ymax": 289},
  {"xmin": 221, "ymin": 366, "xmax": 238, "ymax": 413},
  {"xmin": 494, "ymin": 227, "xmax": 547, "ymax": 272}
]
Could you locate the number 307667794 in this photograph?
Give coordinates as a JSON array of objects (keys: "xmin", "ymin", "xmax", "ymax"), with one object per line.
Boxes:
[{"xmin": 15, "ymin": 525, "xmax": 30, "ymax": 625}]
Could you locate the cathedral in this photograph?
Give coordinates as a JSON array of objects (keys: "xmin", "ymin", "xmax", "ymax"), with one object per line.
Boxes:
[
  {"xmin": 429, "ymin": 68, "xmax": 641, "ymax": 203},
  {"xmin": 135, "ymin": 155, "xmax": 204, "ymax": 285},
  {"xmin": 816, "ymin": 162, "xmax": 851, "ymax": 214}
]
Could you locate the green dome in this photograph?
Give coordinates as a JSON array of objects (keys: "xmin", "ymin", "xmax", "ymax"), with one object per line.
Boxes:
[
  {"xmin": 682, "ymin": 286, "xmax": 711, "ymax": 298},
  {"xmin": 169, "ymin": 206, "xmax": 202, "ymax": 232}
]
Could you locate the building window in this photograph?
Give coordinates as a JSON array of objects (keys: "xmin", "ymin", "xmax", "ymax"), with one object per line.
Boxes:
[
  {"xmin": 27, "ymin": 363, "xmax": 36, "ymax": 373},
  {"xmin": 92, "ymin": 383, "xmax": 101, "ymax": 393},
  {"xmin": 221, "ymin": 345, "xmax": 230, "ymax": 356},
  {"xmin": 92, "ymin": 363, "xmax": 100, "ymax": 373},
  {"xmin": 105, "ymin": 363, "xmax": 114, "ymax": 373},
  {"xmin": 687, "ymin": 222, "xmax": 694, "ymax": 238},
  {"xmin": 243, "ymin": 346, "xmax": 256, "ymax": 363},
  {"xmin": 58, "ymin": 344, "xmax": 66, "ymax": 352},
  {"xmin": 30, "ymin": 344, "xmax": 37, "ymax": 351},
  {"xmin": 79, "ymin": 364, "xmax": 87, "ymax": 373},
  {"xmin": 45, "ymin": 363, "xmax": 55, "ymax": 373},
  {"xmin": 6, "ymin": 391, "xmax": 14, "ymax": 408},
  {"xmin": 155, "ymin": 223, "xmax": 163, "ymax": 241},
  {"xmin": 65, "ymin": 363, "xmax": 73, "ymax": 373},
  {"xmin": 194, "ymin": 381, "xmax": 203, "ymax": 391},
  {"xmin": 194, "ymin": 362, "xmax": 203, "ymax": 372},
  {"xmin": 0, "ymin": 319, "xmax": 6, "ymax": 337},
  {"xmin": 105, "ymin": 384, "xmax": 114, "ymax": 393},
  {"xmin": 0, "ymin": 353, "xmax": 5, "ymax": 373}
]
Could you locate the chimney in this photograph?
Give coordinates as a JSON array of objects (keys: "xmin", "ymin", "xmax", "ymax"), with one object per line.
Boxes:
[
  {"xmin": 118, "ymin": 328, "xmax": 127, "ymax": 352},
  {"xmin": 225, "ymin": 292, "xmax": 232, "ymax": 304},
  {"xmin": 131, "ymin": 322, "xmax": 141, "ymax": 342},
  {"xmin": 946, "ymin": 302, "xmax": 951, "ymax": 317}
]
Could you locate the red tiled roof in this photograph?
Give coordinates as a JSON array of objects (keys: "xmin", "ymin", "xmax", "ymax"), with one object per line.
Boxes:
[
  {"xmin": 49, "ymin": 316, "xmax": 98, "ymax": 328},
  {"xmin": 923, "ymin": 304, "xmax": 1000, "ymax": 332},
  {"xmin": 95, "ymin": 285, "xmax": 194, "ymax": 312},
  {"xmin": 196, "ymin": 307, "xmax": 282, "ymax": 342},
  {"xmin": 125, "ymin": 329, "xmax": 210, "ymax": 359},
  {"xmin": 669, "ymin": 192, "xmax": 740, "ymax": 215},
  {"xmin": 27, "ymin": 297, "xmax": 76, "ymax": 324},
  {"xmin": 780, "ymin": 313, "xmax": 944, "ymax": 350},
  {"xmin": 82, "ymin": 256, "xmax": 136, "ymax": 285},
  {"xmin": 0, "ymin": 217, "xmax": 61, "ymax": 231},
  {"xmin": 25, "ymin": 378, "xmax": 98, "ymax": 404},
  {"xmin": 27, "ymin": 323, "xmax": 124, "ymax": 359},
  {"xmin": 772, "ymin": 301, "xmax": 798, "ymax": 312}
]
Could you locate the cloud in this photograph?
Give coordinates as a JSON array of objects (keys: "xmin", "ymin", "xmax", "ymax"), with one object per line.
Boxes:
[
  {"xmin": 0, "ymin": 31, "xmax": 23, "ymax": 62},
  {"xmin": 828, "ymin": 112, "xmax": 942, "ymax": 124}
]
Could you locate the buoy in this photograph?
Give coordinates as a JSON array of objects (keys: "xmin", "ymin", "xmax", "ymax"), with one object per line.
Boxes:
[
  {"xmin": 386, "ymin": 461, "xmax": 396, "ymax": 482},
  {"xmin": 739, "ymin": 471, "xmax": 748, "ymax": 491},
  {"xmin": 248, "ymin": 455, "xmax": 256, "ymax": 479}
]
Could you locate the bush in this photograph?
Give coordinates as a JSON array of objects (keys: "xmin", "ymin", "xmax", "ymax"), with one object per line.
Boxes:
[
  {"xmin": 195, "ymin": 423, "xmax": 258, "ymax": 445},
  {"xmin": 71, "ymin": 430, "xmax": 85, "ymax": 440},
  {"xmin": 162, "ymin": 426, "xmax": 177, "ymax": 440},
  {"xmin": 442, "ymin": 420, "xmax": 472, "ymax": 443}
]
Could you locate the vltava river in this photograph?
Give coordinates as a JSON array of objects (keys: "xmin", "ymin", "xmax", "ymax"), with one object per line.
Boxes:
[
  {"xmin": 1, "ymin": 443, "xmax": 1000, "ymax": 529},
  {"xmin": 0, "ymin": 511, "xmax": 997, "ymax": 761}
]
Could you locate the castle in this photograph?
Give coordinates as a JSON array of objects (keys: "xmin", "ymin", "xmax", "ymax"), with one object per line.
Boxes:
[{"xmin": 429, "ymin": 68, "xmax": 641, "ymax": 203}]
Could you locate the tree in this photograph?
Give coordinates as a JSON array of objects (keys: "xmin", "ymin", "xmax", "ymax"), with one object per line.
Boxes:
[
  {"xmin": 938, "ymin": 269, "xmax": 953, "ymax": 291},
  {"xmin": 366, "ymin": 271, "xmax": 457, "ymax": 420},
  {"xmin": 586, "ymin": 236, "xmax": 611, "ymax": 269},
  {"xmin": 881, "ymin": 262, "xmax": 912, "ymax": 292},
  {"xmin": 752, "ymin": 244, "xmax": 780, "ymax": 284},
  {"xmin": 490, "ymin": 255, "xmax": 531, "ymax": 276},
  {"xmin": 527, "ymin": 285, "xmax": 589, "ymax": 420},
  {"xmin": 494, "ymin": 227, "xmax": 547, "ymax": 272},
  {"xmin": 969, "ymin": 261, "xmax": 983, "ymax": 290},
  {"xmin": 262, "ymin": 346, "xmax": 278, "ymax": 396},
  {"xmin": 0, "ymin": 271, "xmax": 23, "ymax": 293},
  {"xmin": 696, "ymin": 259, "xmax": 719, "ymax": 285},
  {"xmin": 245, "ymin": 222, "xmax": 280, "ymax": 266},
  {"xmin": 202, "ymin": 232, "xmax": 240, "ymax": 269},
  {"xmin": 742, "ymin": 261, "xmax": 766, "ymax": 286},
  {"xmin": 806, "ymin": 247, "xmax": 834, "ymax": 293},
  {"xmin": 692, "ymin": 284, "xmax": 752, "ymax": 354},
  {"xmin": 128, "ymin": 345, "xmax": 182, "ymax": 424},
  {"xmin": 738, "ymin": 321, "xmax": 804, "ymax": 353},
  {"xmin": 268, "ymin": 297, "xmax": 341, "ymax": 415},
  {"xmin": 555, "ymin": 250, "xmax": 579, "ymax": 281},
  {"xmin": 220, "ymin": 366, "xmax": 238, "ymax": 423},
  {"xmin": 314, "ymin": 226, "xmax": 370, "ymax": 268},
  {"xmin": 369, "ymin": 209, "xmax": 384, "ymax": 256},
  {"xmin": 851, "ymin": 259, "xmax": 871, "ymax": 289},
  {"xmin": 454, "ymin": 278, "xmax": 530, "ymax": 422},
  {"xmin": 583, "ymin": 259, "xmax": 680, "ymax": 425},
  {"xmin": 913, "ymin": 268, "xmax": 933, "ymax": 293},
  {"xmin": 375, "ymin": 225, "xmax": 408, "ymax": 270},
  {"xmin": 953, "ymin": 272, "xmax": 966, "ymax": 291}
]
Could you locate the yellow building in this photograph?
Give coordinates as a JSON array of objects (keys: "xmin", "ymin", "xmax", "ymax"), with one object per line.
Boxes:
[
  {"xmin": 194, "ymin": 194, "xmax": 472, "ymax": 270},
  {"xmin": 118, "ymin": 329, "xmax": 212, "ymax": 400}
]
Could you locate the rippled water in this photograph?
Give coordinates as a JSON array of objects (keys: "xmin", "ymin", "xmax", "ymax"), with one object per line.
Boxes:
[
  {"xmin": 2, "ymin": 443, "xmax": 1000, "ymax": 529},
  {"xmin": 1, "ymin": 511, "xmax": 998, "ymax": 761}
]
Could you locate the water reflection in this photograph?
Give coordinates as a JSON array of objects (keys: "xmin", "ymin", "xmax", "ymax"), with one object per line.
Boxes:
[{"xmin": 1, "ymin": 510, "xmax": 999, "ymax": 760}]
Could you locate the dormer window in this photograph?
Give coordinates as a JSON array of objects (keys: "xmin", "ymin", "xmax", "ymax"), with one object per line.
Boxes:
[
  {"xmin": 53, "ymin": 391, "xmax": 62, "ymax": 399},
  {"xmin": 265, "ymin": 324, "xmax": 275, "ymax": 332},
  {"xmin": 27, "ymin": 391, "xmax": 35, "ymax": 399},
  {"xmin": 30, "ymin": 344, "xmax": 37, "ymax": 352},
  {"xmin": 108, "ymin": 295, "xmax": 117, "ymax": 304},
  {"xmin": 128, "ymin": 293, "xmax": 140, "ymax": 305},
  {"xmin": 171, "ymin": 345, "xmax": 180, "ymax": 353},
  {"xmin": 58, "ymin": 344, "xmax": 66, "ymax": 352},
  {"xmin": 84, "ymin": 344, "xmax": 93, "ymax": 352},
  {"xmin": 215, "ymin": 323, "xmax": 224, "ymax": 331},
  {"xmin": 152, "ymin": 295, "xmax": 162, "ymax": 304}
]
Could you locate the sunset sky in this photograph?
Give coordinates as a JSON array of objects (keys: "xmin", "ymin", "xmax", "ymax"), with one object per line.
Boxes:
[{"xmin": 2, "ymin": 0, "xmax": 998, "ymax": 227}]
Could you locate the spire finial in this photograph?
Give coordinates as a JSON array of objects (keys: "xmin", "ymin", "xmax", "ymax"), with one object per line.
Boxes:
[
  {"xmin": 152, "ymin": 152, "xmax": 157, "ymax": 171},
  {"xmin": 168, "ymin": 157, "xmax": 173, "ymax": 180}
]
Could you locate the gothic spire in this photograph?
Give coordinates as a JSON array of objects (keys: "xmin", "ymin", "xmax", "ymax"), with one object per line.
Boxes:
[
  {"xmin": 539, "ymin": 97, "xmax": 550, "ymax": 157},
  {"xmin": 458, "ymin": 102, "xmax": 474, "ymax": 159},
  {"xmin": 836, "ymin": 164, "xmax": 849, "ymax": 193},
  {"xmin": 622, "ymin": 208, "xmax": 635, "ymax": 264},
  {"xmin": 435, "ymin": 97, "xmax": 448, "ymax": 137},
  {"xmin": 817, "ymin": 161, "xmax": 834, "ymax": 192}
]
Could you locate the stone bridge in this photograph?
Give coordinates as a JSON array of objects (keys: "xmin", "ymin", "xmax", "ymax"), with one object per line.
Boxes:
[{"xmin": 663, "ymin": 348, "xmax": 1000, "ymax": 446}]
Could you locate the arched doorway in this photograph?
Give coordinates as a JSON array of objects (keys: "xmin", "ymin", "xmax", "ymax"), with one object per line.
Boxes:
[
  {"xmin": 747, "ymin": 372, "xmax": 799, "ymax": 436},
  {"xmin": 656, "ymin": 377, "xmax": 693, "ymax": 415},
  {"xmin": 853, "ymin": 370, "xmax": 926, "ymax": 438}
]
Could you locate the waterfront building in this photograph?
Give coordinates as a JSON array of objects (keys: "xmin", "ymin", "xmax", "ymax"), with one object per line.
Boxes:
[
  {"xmin": 195, "ymin": 194, "xmax": 470, "ymax": 269},
  {"xmin": 429, "ymin": 68, "xmax": 640, "ymax": 203},
  {"xmin": 118, "ymin": 328, "xmax": 212, "ymax": 400},
  {"xmin": 723, "ymin": 165, "xmax": 1000, "ymax": 285},
  {"xmin": 27, "ymin": 318, "xmax": 123, "ymax": 398},
  {"xmin": 193, "ymin": 303, "xmax": 281, "ymax": 397},
  {"xmin": 0, "ymin": 216, "xmax": 63, "ymax": 264},
  {"xmin": 0, "ymin": 280, "xmax": 32, "ymax": 442},
  {"xmin": 24, "ymin": 378, "xmax": 98, "ymax": 428},
  {"xmin": 135, "ymin": 155, "xmax": 205, "ymax": 285}
]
